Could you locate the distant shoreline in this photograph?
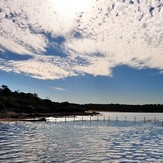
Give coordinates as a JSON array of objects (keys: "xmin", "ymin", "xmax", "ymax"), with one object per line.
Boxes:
[
  {"xmin": 0, "ymin": 111, "xmax": 100, "ymax": 122},
  {"xmin": 1, "ymin": 85, "xmax": 163, "ymax": 122}
]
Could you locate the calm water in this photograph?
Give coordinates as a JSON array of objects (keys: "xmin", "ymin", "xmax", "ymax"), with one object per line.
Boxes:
[{"xmin": 1, "ymin": 112, "xmax": 163, "ymax": 162}]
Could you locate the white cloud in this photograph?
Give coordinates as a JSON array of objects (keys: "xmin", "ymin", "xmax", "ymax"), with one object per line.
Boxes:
[
  {"xmin": 51, "ymin": 86, "xmax": 67, "ymax": 91},
  {"xmin": 0, "ymin": 55, "xmax": 78, "ymax": 79},
  {"xmin": 0, "ymin": 0, "xmax": 163, "ymax": 79}
]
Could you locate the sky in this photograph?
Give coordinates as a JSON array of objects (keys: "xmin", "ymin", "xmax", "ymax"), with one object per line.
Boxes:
[{"xmin": 0, "ymin": 0, "xmax": 163, "ymax": 104}]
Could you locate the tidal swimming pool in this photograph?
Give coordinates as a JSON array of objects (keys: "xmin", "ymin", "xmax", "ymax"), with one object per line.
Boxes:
[{"xmin": 1, "ymin": 112, "xmax": 163, "ymax": 162}]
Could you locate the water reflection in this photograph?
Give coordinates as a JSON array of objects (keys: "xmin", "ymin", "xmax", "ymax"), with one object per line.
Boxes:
[{"xmin": 0, "ymin": 113, "xmax": 163, "ymax": 162}]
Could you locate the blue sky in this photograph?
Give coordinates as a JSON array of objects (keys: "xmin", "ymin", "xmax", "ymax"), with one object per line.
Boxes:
[
  {"xmin": 0, "ymin": 0, "xmax": 163, "ymax": 104},
  {"xmin": 1, "ymin": 66, "xmax": 163, "ymax": 104}
]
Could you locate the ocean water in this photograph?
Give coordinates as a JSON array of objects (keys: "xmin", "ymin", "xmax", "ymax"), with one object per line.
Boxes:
[{"xmin": 1, "ymin": 112, "xmax": 163, "ymax": 163}]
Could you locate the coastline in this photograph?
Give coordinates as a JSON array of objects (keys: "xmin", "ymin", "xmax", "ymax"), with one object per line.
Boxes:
[{"xmin": 0, "ymin": 111, "xmax": 100, "ymax": 122}]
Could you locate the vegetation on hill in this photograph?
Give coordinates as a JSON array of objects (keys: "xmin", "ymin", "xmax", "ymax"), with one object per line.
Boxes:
[
  {"xmin": 1, "ymin": 84, "xmax": 163, "ymax": 119},
  {"xmin": 84, "ymin": 103, "xmax": 163, "ymax": 112},
  {"xmin": 0, "ymin": 85, "xmax": 85, "ymax": 118}
]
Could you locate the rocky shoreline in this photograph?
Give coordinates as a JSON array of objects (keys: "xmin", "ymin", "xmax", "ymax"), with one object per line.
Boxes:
[{"xmin": 0, "ymin": 111, "xmax": 100, "ymax": 122}]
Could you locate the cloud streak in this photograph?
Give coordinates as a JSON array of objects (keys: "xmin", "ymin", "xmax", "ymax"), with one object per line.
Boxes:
[
  {"xmin": 0, "ymin": 0, "xmax": 163, "ymax": 79},
  {"xmin": 51, "ymin": 86, "xmax": 67, "ymax": 91}
]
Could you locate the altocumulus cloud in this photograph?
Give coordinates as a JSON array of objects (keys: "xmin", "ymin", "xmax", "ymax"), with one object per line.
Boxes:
[{"xmin": 0, "ymin": 0, "xmax": 163, "ymax": 79}]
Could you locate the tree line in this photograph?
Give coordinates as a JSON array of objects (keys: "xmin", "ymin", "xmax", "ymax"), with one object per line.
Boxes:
[
  {"xmin": 84, "ymin": 103, "xmax": 163, "ymax": 112},
  {"xmin": 0, "ymin": 85, "xmax": 84, "ymax": 116},
  {"xmin": 1, "ymin": 84, "xmax": 163, "ymax": 118}
]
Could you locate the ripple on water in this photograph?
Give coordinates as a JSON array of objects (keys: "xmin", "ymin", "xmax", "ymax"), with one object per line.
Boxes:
[{"xmin": 0, "ymin": 119, "xmax": 163, "ymax": 162}]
